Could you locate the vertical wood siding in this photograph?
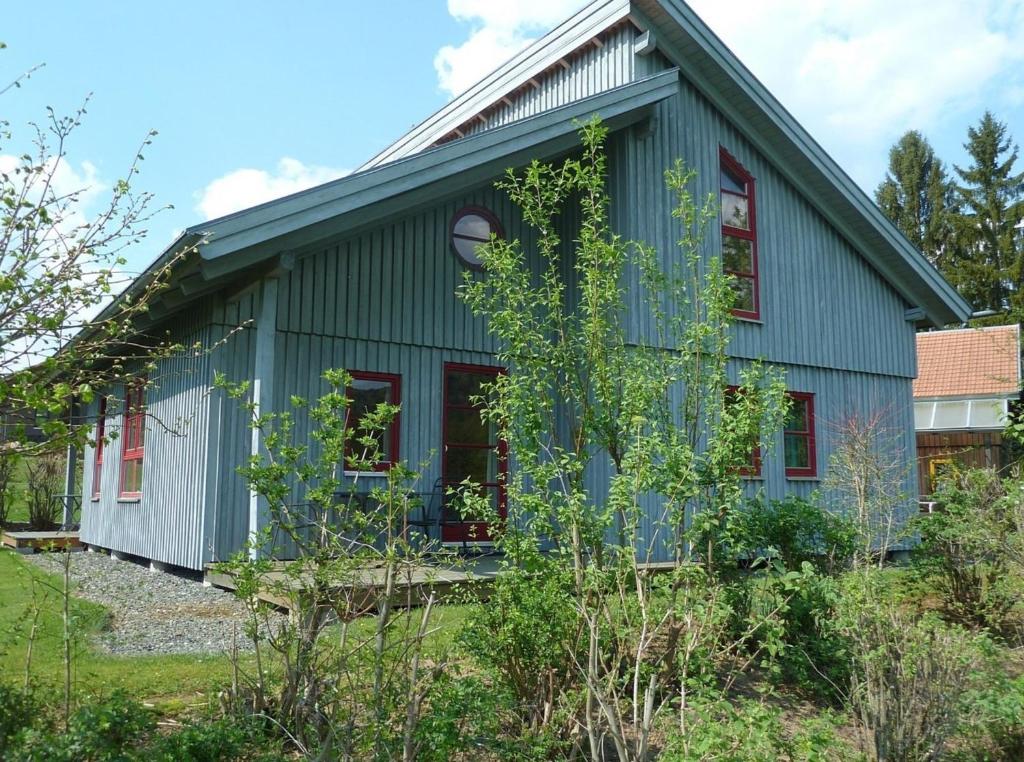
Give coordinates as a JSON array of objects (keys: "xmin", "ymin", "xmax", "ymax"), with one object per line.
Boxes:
[
  {"xmin": 85, "ymin": 34, "xmax": 928, "ymax": 566},
  {"xmin": 463, "ymin": 24, "xmax": 639, "ymax": 139},
  {"xmin": 609, "ymin": 73, "xmax": 917, "ymax": 379},
  {"xmin": 80, "ymin": 314, "xmax": 216, "ymax": 570}
]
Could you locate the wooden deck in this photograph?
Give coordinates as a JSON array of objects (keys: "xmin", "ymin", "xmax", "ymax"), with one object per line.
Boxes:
[
  {"xmin": 2, "ymin": 530, "xmax": 81, "ymax": 553},
  {"xmin": 205, "ymin": 556, "xmax": 503, "ymax": 612},
  {"xmin": 204, "ymin": 556, "xmax": 683, "ymax": 612}
]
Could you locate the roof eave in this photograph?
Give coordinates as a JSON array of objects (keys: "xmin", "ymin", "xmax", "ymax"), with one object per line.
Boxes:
[
  {"xmin": 359, "ymin": 0, "xmax": 633, "ymax": 170},
  {"xmin": 193, "ymin": 69, "xmax": 681, "ymax": 278},
  {"xmin": 630, "ymin": 0, "xmax": 971, "ymax": 327}
]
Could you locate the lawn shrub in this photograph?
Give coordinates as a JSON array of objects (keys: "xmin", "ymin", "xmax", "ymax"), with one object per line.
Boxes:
[
  {"xmin": 414, "ymin": 672, "xmax": 556, "ymax": 762},
  {"xmin": 0, "ymin": 453, "xmax": 20, "ymax": 528},
  {"xmin": 911, "ymin": 467, "xmax": 1023, "ymax": 635},
  {"xmin": 953, "ymin": 673, "xmax": 1024, "ymax": 761},
  {"xmin": 146, "ymin": 715, "xmax": 282, "ymax": 762},
  {"xmin": 24, "ymin": 452, "xmax": 63, "ymax": 531},
  {"xmin": 662, "ymin": 697, "xmax": 853, "ymax": 761},
  {"xmin": 839, "ymin": 579, "xmax": 987, "ymax": 762},
  {"xmin": 0, "ymin": 682, "xmax": 41, "ymax": 752},
  {"xmin": 8, "ymin": 690, "xmax": 154, "ymax": 762},
  {"xmin": 729, "ymin": 496, "xmax": 858, "ymax": 575},
  {"xmin": 457, "ymin": 563, "xmax": 581, "ymax": 734},
  {"xmin": 0, "ymin": 685, "xmax": 282, "ymax": 761},
  {"xmin": 719, "ymin": 498, "xmax": 855, "ymax": 700}
]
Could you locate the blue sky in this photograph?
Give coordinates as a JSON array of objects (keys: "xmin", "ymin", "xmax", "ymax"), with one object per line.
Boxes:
[{"xmin": 3, "ymin": 1, "xmax": 1022, "ymax": 275}]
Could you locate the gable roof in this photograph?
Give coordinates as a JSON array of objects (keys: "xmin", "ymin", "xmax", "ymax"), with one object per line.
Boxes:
[
  {"xmin": 913, "ymin": 325, "xmax": 1021, "ymax": 400},
  {"xmin": 356, "ymin": 0, "xmax": 972, "ymax": 328},
  {"xmin": 77, "ymin": 68, "xmax": 678, "ymax": 335},
  {"xmin": 88, "ymin": 0, "xmax": 971, "ymax": 335},
  {"xmin": 359, "ymin": 0, "xmax": 633, "ymax": 170}
]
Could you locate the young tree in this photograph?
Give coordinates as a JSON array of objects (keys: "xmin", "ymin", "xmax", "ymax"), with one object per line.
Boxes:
[
  {"xmin": 0, "ymin": 60, "xmax": 181, "ymax": 458},
  {"xmin": 951, "ymin": 112, "xmax": 1024, "ymax": 319},
  {"xmin": 457, "ymin": 118, "xmax": 790, "ymax": 759},
  {"xmin": 875, "ymin": 130, "xmax": 957, "ymax": 269}
]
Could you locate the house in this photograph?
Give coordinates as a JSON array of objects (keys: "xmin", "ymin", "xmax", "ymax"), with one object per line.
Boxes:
[
  {"xmin": 914, "ymin": 325, "xmax": 1020, "ymax": 498},
  {"xmin": 72, "ymin": 0, "xmax": 970, "ymax": 573}
]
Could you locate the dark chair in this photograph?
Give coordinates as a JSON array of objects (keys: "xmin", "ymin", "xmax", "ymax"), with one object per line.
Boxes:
[{"xmin": 403, "ymin": 478, "xmax": 444, "ymax": 550}]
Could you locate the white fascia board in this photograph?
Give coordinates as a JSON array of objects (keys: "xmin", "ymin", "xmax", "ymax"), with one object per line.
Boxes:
[{"xmin": 359, "ymin": 0, "xmax": 632, "ymax": 170}]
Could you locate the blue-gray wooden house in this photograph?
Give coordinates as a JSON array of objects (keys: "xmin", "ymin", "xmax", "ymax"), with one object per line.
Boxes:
[{"xmin": 76, "ymin": 0, "xmax": 971, "ymax": 572}]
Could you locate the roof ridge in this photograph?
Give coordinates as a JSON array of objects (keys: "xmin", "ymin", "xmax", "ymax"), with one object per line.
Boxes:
[{"xmin": 358, "ymin": 0, "xmax": 631, "ymax": 170}]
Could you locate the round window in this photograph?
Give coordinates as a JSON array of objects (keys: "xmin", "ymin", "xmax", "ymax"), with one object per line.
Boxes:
[{"xmin": 450, "ymin": 207, "xmax": 503, "ymax": 268}]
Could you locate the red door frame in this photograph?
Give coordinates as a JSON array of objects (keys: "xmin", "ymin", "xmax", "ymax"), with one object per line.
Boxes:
[{"xmin": 441, "ymin": 362, "xmax": 507, "ymax": 543}]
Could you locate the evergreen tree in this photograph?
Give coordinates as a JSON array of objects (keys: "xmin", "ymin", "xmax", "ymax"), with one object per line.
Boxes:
[
  {"xmin": 875, "ymin": 130, "xmax": 956, "ymax": 268},
  {"xmin": 952, "ymin": 111, "xmax": 1024, "ymax": 319}
]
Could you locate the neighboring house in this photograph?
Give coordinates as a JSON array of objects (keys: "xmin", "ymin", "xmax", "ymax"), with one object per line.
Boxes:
[
  {"xmin": 74, "ymin": 0, "xmax": 970, "ymax": 573},
  {"xmin": 914, "ymin": 325, "xmax": 1021, "ymax": 497}
]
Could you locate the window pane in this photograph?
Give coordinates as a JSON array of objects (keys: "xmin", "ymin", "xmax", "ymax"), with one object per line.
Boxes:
[
  {"xmin": 123, "ymin": 460, "xmax": 143, "ymax": 494},
  {"xmin": 932, "ymin": 401, "xmax": 968, "ymax": 429},
  {"xmin": 446, "ymin": 370, "xmax": 489, "ymax": 406},
  {"xmin": 350, "ymin": 381, "xmax": 390, "ymax": 417},
  {"xmin": 452, "ymin": 236, "xmax": 484, "ymax": 266},
  {"xmin": 346, "ymin": 377, "xmax": 396, "ymax": 465},
  {"xmin": 446, "ymin": 408, "xmax": 490, "ymax": 446},
  {"xmin": 453, "ymin": 213, "xmax": 493, "ymax": 240},
  {"xmin": 785, "ymin": 398, "xmax": 808, "ymax": 432},
  {"xmin": 720, "ymin": 165, "xmax": 747, "ymax": 195},
  {"xmin": 730, "ymin": 276, "xmax": 756, "ymax": 313},
  {"xmin": 784, "ymin": 434, "xmax": 809, "ymax": 469},
  {"xmin": 446, "ymin": 446, "xmax": 497, "ymax": 484},
  {"xmin": 721, "ymin": 192, "xmax": 749, "ymax": 230},
  {"xmin": 722, "ymin": 235, "xmax": 753, "ymax": 274}
]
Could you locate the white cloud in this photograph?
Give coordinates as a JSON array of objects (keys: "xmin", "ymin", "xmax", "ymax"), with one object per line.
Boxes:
[
  {"xmin": 194, "ymin": 157, "xmax": 348, "ymax": 221},
  {"xmin": 687, "ymin": 0, "xmax": 1024, "ymax": 183},
  {"xmin": 0, "ymin": 153, "xmax": 105, "ymax": 232},
  {"xmin": 435, "ymin": 0, "xmax": 587, "ymax": 97},
  {"xmin": 434, "ymin": 0, "xmax": 1024, "ymax": 188}
]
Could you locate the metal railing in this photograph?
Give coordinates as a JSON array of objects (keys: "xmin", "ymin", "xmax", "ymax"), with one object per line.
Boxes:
[{"xmin": 56, "ymin": 494, "xmax": 82, "ymax": 530}]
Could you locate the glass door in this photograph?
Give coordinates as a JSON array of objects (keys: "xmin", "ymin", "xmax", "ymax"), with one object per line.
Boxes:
[{"xmin": 441, "ymin": 363, "xmax": 506, "ymax": 543}]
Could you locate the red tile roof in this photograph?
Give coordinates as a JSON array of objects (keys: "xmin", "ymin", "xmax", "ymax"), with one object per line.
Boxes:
[{"xmin": 914, "ymin": 325, "xmax": 1021, "ymax": 399}]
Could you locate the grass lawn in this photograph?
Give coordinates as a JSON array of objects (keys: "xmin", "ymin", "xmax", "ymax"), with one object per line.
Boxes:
[
  {"xmin": 0, "ymin": 549, "xmax": 474, "ymax": 716},
  {"xmin": 0, "ymin": 549, "xmax": 234, "ymax": 711},
  {"xmin": 2, "ymin": 456, "xmax": 31, "ymax": 524},
  {"xmin": 2, "ymin": 453, "xmax": 85, "ymax": 527}
]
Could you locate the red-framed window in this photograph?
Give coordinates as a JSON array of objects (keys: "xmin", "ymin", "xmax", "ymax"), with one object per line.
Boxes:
[
  {"xmin": 344, "ymin": 371, "xmax": 401, "ymax": 472},
  {"xmin": 119, "ymin": 381, "xmax": 146, "ymax": 498},
  {"xmin": 725, "ymin": 386, "xmax": 762, "ymax": 477},
  {"xmin": 441, "ymin": 363, "xmax": 507, "ymax": 543},
  {"xmin": 91, "ymin": 397, "xmax": 107, "ymax": 498},
  {"xmin": 720, "ymin": 148, "xmax": 759, "ymax": 320},
  {"xmin": 784, "ymin": 392, "xmax": 817, "ymax": 478}
]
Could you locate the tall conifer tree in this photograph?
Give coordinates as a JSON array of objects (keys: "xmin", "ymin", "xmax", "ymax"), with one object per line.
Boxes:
[
  {"xmin": 953, "ymin": 112, "xmax": 1024, "ymax": 318},
  {"xmin": 875, "ymin": 130, "xmax": 956, "ymax": 268}
]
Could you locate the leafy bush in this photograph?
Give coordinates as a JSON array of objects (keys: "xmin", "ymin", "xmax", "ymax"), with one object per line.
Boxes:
[
  {"xmin": 0, "ymin": 683, "xmax": 41, "ymax": 752},
  {"xmin": 0, "ymin": 452, "xmax": 20, "ymax": 528},
  {"xmin": 8, "ymin": 690, "xmax": 154, "ymax": 761},
  {"xmin": 839, "ymin": 580, "xmax": 987, "ymax": 762},
  {"xmin": 146, "ymin": 716, "xmax": 278, "ymax": 762},
  {"xmin": 414, "ymin": 672, "xmax": 556, "ymax": 762},
  {"xmin": 911, "ymin": 468, "xmax": 1023, "ymax": 634},
  {"xmin": 0, "ymin": 687, "xmax": 281, "ymax": 761},
  {"xmin": 954, "ymin": 673, "xmax": 1024, "ymax": 761},
  {"xmin": 458, "ymin": 563, "xmax": 581, "ymax": 733},
  {"xmin": 662, "ymin": 697, "xmax": 853, "ymax": 761},
  {"xmin": 728, "ymin": 496, "xmax": 858, "ymax": 575},
  {"xmin": 24, "ymin": 452, "xmax": 63, "ymax": 531},
  {"xmin": 719, "ymin": 498, "xmax": 856, "ymax": 700}
]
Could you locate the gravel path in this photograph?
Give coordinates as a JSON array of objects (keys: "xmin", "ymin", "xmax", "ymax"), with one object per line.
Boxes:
[{"xmin": 24, "ymin": 550, "xmax": 286, "ymax": 656}]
